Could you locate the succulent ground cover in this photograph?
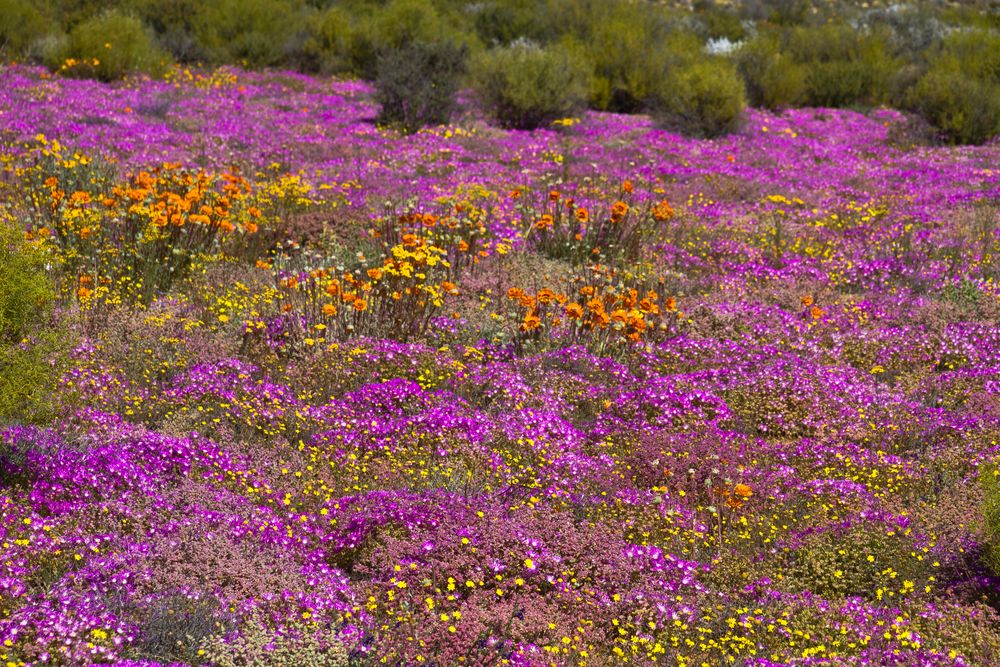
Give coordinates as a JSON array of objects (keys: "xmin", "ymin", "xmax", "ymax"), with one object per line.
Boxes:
[{"xmin": 0, "ymin": 65, "xmax": 999, "ymax": 666}]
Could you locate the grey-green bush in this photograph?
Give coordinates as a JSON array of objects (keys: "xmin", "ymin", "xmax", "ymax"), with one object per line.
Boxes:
[
  {"xmin": 650, "ymin": 58, "xmax": 746, "ymax": 138},
  {"xmin": 471, "ymin": 41, "xmax": 591, "ymax": 130},
  {"xmin": 375, "ymin": 41, "xmax": 466, "ymax": 134}
]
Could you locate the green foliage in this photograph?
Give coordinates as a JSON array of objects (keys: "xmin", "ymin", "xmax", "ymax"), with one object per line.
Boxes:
[
  {"xmin": 471, "ymin": 41, "xmax": 591, "ymax": 130},
  {"xmin": 469, "ymin": 0, "xmax": 544, "ymax": 47},
  {"xmin": 131, "ymin": 0, "xmax": 209, "ymax": 62},
  {"xmin": 581, "ymin": 3, "xmax": 681, "ymax": 112},
  {"xmin": 350, "ymin": 0, "xmax": 473, "ymax": 79},
  {"xmin": 49, "ymin": 9, "xmax": 171, "ymax": 80},
  {"xmin": 200, "ymin": 615, "xmax": 348, "ymax": 667},
  {"xmin": 894, "ymin": 28, "xmax": 1000, "ymax": 146},
  {"xmin": 981, "ymin": 464, "xmax": 1000, "ymax": 575},
  {"xmin": 736, "ymin": 32, "xmax": 806, "ymax": 109},
  {"xmin": 299, "ymin": 6, "xmax": 357, "ymax": 74},
  {"xmin": 650, "ymin": 58, "xmax": 746, "ymax": 138},
  {"xmin": 693, "ymin": 2, "xmax": 747, "ymax": 41},
  {"xmin": 191, "ymin": 0, "xmax": 309, "ymax": 68},
  {"xmin": 905, "ymin": 67, "xmax": 1000, "ymax": 146},
  {"xmin": 0, "ymin": 0, "xmax": 56, "ymax": 59},
  {"xmin": 374, "ymin": 41, "xmax": 466, "ymax": 134},
  {"xmin": 934, "ymin": 28, "xmax": 1000, "ymax": 84},
  {"xmin": 786, "ymin": 23, "xmax": 899, "ymax": 108},
  {"xmin": 0, "ymin": 218, "xmax": 61, "ymax": 425}
]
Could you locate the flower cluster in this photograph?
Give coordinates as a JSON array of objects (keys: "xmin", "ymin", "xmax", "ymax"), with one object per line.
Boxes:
[{"xmin": 0, "ymin": 63, "xmax": 998, "ymax": 667}]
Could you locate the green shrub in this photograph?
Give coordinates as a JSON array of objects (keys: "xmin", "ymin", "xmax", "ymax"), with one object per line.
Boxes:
[
  {"xmin": 555, "ymin": 1, "xmax": 688, "ymax": 113},
  {"xmin": 374, "ymin": 41, "xmax": 466, "ymax": 133},
  {"xmin": 469, "ymin": 0, "xmax": 544, "ymax": 46},
  {"xmin": 299, "ymin": 6, "xmax": 357, "ymax": 73},
  {"xmin": 982, "ymin": 463, "xmax": 1000, "ymax": 575},
  {"xmin": 736, "ymin": 33, "xmax": 806, "ymax": 109},
  {"xmin": 471, "ymin": 41, "xmax": 591, "ymax": 130},
  {"xmin": 693, "ymin": 2, "xmax": 747, "ymax": 41},
  {"xmin": 650, "ymin": 58, "xmax": 746, "ymax": 138},
  {"xmin": 351, "ymin": 0, "xmax": 473, "ymax": 79},
  {"xmin": 906, "ymin": 67, "xmax": 1000, "ymax": 145},
  {"xmin": 785, "ymin": 23, "xmax": 898, "ymax": 108},
  {"xmin": 0, "ymin": 218, "xmax": 61, "ymax": 425},
  {"xmin": 50, "ymin": 9, "xmax": 172, "ymax": 80},
  {"xmin": 133, "ymin": 0, "xmax": 209, "ymax": 62},
  {"xmin": 934, "ymin": 28, "xmax": 1000, "ymax": 84},
  {"xmin": 586, "ymin": 4, "xmax": 670, "ymax": 112},
  {"xmin": 192, "ymin": 0, "xmax": 309, "ymax": 68},
  {"xmin": 0, "ymin": 0, "xmax": 56, "ymax": 59}
]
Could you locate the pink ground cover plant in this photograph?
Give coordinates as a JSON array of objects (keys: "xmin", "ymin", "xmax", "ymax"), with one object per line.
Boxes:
[{"xmin": 0, "ymin": 64, "xmax": 999, "ymax": 666}]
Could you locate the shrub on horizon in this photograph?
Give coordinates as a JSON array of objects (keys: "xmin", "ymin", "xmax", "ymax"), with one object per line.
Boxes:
[
  {"xmin": 650, "ymin": 57, "xmax": 747, "ymax": 138},
  {"xmin": 43, "ymin": 9, "xmax": 172, "ymax": 81},
  {"xmin": 470, "ymin": 40, "xmax": 590, "ymax": 130},
  {"xmin": 374, "ymin": 41, "xmax": 467, "ymax": 134}
]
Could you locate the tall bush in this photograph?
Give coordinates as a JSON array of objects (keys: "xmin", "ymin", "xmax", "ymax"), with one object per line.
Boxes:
[
  {"xmin": 375, "ymin": 41, "xmax": 466, "ymax": 133},
  {"xmin": 471, "ymin": 41, "xmax": 591, "ymax": 130},
  {"xmin": 650, "ymin": 57, "xmax": 746, "ymax": 138},
  {"xmin": 736, "ymin": 33, "xmax": 806, "ymax": 109},
  {"xmin": 50, "ymin": 10, "xmax": 172, "ymax": 81},
  {"xmin": 0, "ymin": 217, "xmax": 61, "ymax": 425}
]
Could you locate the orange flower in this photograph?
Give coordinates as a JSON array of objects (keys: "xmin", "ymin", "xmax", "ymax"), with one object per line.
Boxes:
[
  {"xmin": 442, "ymin": 281, "xmax": 459, "ymax": 295},
  {"xmin": 622, "ymin": 180, "xmax": 634, "ymax": 194},
  {"xmin": 507, "ymin": 287, "xmax": 525, "ymax": 301},
  {"xmin": 591, "ymin": 310, "xmax": 610, "ymax": 328},
  {"xmin": 69, "ymin": 191, "xmax": 92, "ymax": 206},
  {"xmin": 549, "ymin": 190, "xmax": 561, "ymax": 202},
  {"xmin": 565, "ymin": 302, "xmax": 584, "ymax": 320},
  {"xmin": 509, "ymin": 188, "xmax": 522, "ymax": 199},
  {"xmin": 733, "ymin": 483, "xmax": 752, "ymax": 499},
  {"xmin": 367, "ymin": 268, "xmax": 383, "ymax": 281},
  {"xmin": 77, "ymin": 286, "xmax": 93, "ymax": 300},
  {"xmin": 537, "ymin": 288, "xmax": 556, "ymax": 305},
  {"xmin": 353, "ymin": 298, "xmax": 368, "ymax": 312},
  {"xmin": 810, "ymin": 305, "xmax": 824, "ymax": 321},
  {"xmin": 665, "ymin": 296, "xmax": 677, "ymax": 312},
  {"xmin": 575, "ymin": 208, "xmax": 589, "ymax": 223},
  {"xmin": 611, "ymin": 201, "xmax": 628, "ymax": 222},
  {"xmin": 520, "ymin": 312, "xmax": 541, "ymax": 332},
  {"xmin": 322, "ymin": 303, "xmax": 338, "ymax": 316},
  {"xmin": 652, "ymin": 200, "xmax": 675, "ymax": 222},
  {"xmin": 402, "ymin": 233, "xmax": 419, "ymax": 247},
  {"xmin": 535, "ymin": 214, "xmax": 553, "ymax": 230},
  {"xmin": 801, "ymin": 295, "xmax": 814, "ymax": 307},
  {"xmin": 458, "ymin": 240, "xmax": 470, "ymax": 252}
]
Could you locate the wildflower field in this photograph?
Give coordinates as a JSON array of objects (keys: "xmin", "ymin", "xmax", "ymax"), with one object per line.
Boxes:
[{"xmin": 1, "ymin": 62, "xmax": 999, "ymax": 667}]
